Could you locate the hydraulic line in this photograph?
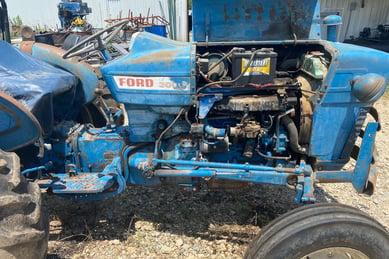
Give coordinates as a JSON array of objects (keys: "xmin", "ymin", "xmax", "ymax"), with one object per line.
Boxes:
[{"xmin": 153, "ymin": 108, "xmax": 186, "ymax": 159}]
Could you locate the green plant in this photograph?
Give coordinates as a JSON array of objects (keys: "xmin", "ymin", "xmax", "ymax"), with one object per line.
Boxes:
[{"xmin": 11, "ymin": 15, "xmax": 22, "ymax": 26}]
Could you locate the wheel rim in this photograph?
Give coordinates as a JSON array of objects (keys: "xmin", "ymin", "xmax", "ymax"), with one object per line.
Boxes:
[{"xmin": 301, "ymin": 247, "xmax": 369, "ymax": 259}]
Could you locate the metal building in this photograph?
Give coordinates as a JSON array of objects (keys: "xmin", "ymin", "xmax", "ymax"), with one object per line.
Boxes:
[{"xmin": 320, "ymin": 0, "xmax": 389, "ymax": 42}]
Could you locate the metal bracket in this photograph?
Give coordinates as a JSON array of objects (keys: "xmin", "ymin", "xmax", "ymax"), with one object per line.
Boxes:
[
  {"xmin": 198, "ymin": 94, "xmax": 223, "ymax": 119},
  {"xmin": 295, "ymin": 162, "xmax": 316, "ymax": 203},
  {"xmin": 352, "ymin": 122, "xmax": 378, "ymax": 193}
]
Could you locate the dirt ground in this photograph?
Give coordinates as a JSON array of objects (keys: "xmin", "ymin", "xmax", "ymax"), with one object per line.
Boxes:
[{"xmin": 45, "ymin": 97, "xmax": 389, "ymax": 259}]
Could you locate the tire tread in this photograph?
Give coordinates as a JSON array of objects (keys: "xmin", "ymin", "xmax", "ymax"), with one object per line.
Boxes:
[{"xmin": 0, "ymin": 150, "xmax": 48, "ymax": 259}]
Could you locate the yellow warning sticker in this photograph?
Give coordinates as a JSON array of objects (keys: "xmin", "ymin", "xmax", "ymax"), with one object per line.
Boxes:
[{"xmin": 242, "ymin": 58, "xmax": 271, "ymax": 75}]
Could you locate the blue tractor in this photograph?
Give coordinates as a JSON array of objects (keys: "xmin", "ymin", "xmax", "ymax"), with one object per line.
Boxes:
[
  {"xmin": 1, "ymin": 0, "xmax": 389, "ymax": 258},
  {"xmin": 58, "ymin": 0, "xmax": 92, "ymax": 32}
]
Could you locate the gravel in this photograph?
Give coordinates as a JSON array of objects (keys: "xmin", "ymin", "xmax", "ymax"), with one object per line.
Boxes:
[{"xmin": 45, "ymin": 97, "xmax": 389, "ymax": 258}]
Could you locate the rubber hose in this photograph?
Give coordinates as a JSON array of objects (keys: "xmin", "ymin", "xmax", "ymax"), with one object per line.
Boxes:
[{"xmin": 281, "ymin": 116, "xmax": 307, "ymax": 154}]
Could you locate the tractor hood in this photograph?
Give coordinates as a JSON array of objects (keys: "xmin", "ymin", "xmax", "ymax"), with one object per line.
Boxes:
[{"xmin": 192, "ymin": 0, "xmax": 321, "ymax": 42}]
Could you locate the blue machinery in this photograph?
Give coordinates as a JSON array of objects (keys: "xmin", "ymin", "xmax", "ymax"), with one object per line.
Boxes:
[
  {"xmin": 1, "ymin": 0, "xmax": 389, "ymax": 203},
  {"xmin": 58, "ymin": 0, "xmax": 92, "ymax": 31}
]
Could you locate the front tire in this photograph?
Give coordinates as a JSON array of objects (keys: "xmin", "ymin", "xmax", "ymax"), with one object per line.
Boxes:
[
  {"xmin": 0, "ymin": 150, "xmax": 49, "ymax": 259},
  {"xmin": 245, "ymin": 203, "xmax": 389, "ymax": 259}
]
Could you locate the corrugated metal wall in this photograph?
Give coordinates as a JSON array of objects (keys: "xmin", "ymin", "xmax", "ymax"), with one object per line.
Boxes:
[
  {"xmin": 7, "ymin": 0, "xmax": 61, "ymax": 30},
  {"xmin": 320, "ymin": 0, "xmax": 389, "ymax": 42}
]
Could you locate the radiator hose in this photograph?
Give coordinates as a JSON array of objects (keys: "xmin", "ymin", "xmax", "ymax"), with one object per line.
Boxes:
[{"xmin": 281, "ymin": 116, "xmax": 307, "ymax": 154}]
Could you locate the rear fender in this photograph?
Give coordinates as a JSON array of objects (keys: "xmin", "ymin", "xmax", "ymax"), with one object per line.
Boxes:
[
  {"xmin": 0, "ymin": 91, "xmax": 42, "ymax": 151},
  {"xmin": 19, "ymin": 41, "xmax": 99, "ymax": 103}
]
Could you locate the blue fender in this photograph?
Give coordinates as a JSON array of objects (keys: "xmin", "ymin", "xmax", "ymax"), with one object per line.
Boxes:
[
  {"xmin": 0, "ymin": 91, "xmax": 42, "ymax": 151},
  {"xmin": 24, "ymin": 42, "xmax": 99, "ymax": 104}
]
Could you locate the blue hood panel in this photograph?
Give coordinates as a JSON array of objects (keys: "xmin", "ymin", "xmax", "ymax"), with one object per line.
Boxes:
[
  {"xmin": 192, "ymin": 0, "xmax": 321, "ymax": 42},
  {"xmin": 101, "ymin": 32, "xmax": 195, "ymax": 106}
]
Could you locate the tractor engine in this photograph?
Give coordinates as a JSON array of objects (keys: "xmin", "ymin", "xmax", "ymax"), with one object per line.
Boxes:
[
  {"xmin": 191, "ymin": 91, "xmax": 301, "ymax": 160},
  {"xmin": 101, "ymin": 32, "xmax": 327, "ymax": 183},
  {"xmin": 183, "ymin": 47, "xmax": 312, "ymax": 166}
]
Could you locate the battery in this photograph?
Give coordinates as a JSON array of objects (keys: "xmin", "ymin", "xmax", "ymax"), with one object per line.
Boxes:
[{"xmin": 231, "ymin": 49, "xmax": 277, "ymax": 86}]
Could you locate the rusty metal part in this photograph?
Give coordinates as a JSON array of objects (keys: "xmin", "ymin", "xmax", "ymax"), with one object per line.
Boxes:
[
  {"xmin": 19, "ymin": 41, "xmax": 34, "ymax": 54},
  {"xmin": 217, "ymin": 95, "xmax": 284, "ymax": 111},
  {"xmin": 104, "ymin": 15, "xmax": 169, "ymax": 26},
  {"xmin": 230, "ymin": 121, "xmax": 261, "ymax": 139},
  {"xmin": 21, "ymin": 26, "xmax": 35, "ymax": 41}
]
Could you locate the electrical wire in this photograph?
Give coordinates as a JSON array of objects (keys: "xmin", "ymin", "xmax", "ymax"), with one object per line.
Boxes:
[
  {"xmin": 197, "ymin": 49, "xmax": 263, "ymax": 93},
  {"xmin": 256, "ymin": 149, "xmax": 291, "ymax": 160},
  {"xmin": 185, "ymin": 110, "xmax": 192, "ymax": 125},
  {"xmin": 154, "ymin": 108, "xmax": 186, "ymax": 158},
  {"xmin": 206, "ymin": 47, "xmax": 239, "ymax": 73}
]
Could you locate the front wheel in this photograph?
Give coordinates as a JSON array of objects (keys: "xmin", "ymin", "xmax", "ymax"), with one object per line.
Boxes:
[
  {"xmin": 244, "ymin": 203, "xmax": 389, "ymax": 259},
  {"xmin": 0, "ymin": 150, "xmax": 49, "ymax": 259}
]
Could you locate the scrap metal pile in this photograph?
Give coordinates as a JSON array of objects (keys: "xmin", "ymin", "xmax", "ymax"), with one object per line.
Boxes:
[{"xmin": 104, "ymin": 9, "xmax": 169, "ymax": 38}]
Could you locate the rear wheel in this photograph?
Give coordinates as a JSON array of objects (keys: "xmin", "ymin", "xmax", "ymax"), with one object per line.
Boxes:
[
  {"xmin": 244, "ymin": 203, "xmax": 389, "ymax": 259},
  {"xmin": 0, "ymin": 150, "xmax": 49, "ymax": 259}
]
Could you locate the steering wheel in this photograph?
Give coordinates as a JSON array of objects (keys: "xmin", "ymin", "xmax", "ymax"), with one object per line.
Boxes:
[{"xmin": 62, "ymin": 20, "xmax": 129, "ymax": 59}]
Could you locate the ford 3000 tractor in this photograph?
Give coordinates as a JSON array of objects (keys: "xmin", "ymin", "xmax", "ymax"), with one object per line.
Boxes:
[{"xmin": 1, "ymin": 0, "xmax": 389, "ymax": 258}]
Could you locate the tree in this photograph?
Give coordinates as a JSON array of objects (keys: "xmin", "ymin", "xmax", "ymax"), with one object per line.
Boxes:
[{"xmin": 11, "ymin": 15, "xmax": 22, "ymax": 26}]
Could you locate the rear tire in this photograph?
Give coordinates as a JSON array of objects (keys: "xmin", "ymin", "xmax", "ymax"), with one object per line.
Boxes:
[
  {"xmin": 244, "ymin": 203, "xmax": 389, "ymax": 259},
  {"xmin": 0, "ymin": 150, "xmax": 49, "ymax": 259}
]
